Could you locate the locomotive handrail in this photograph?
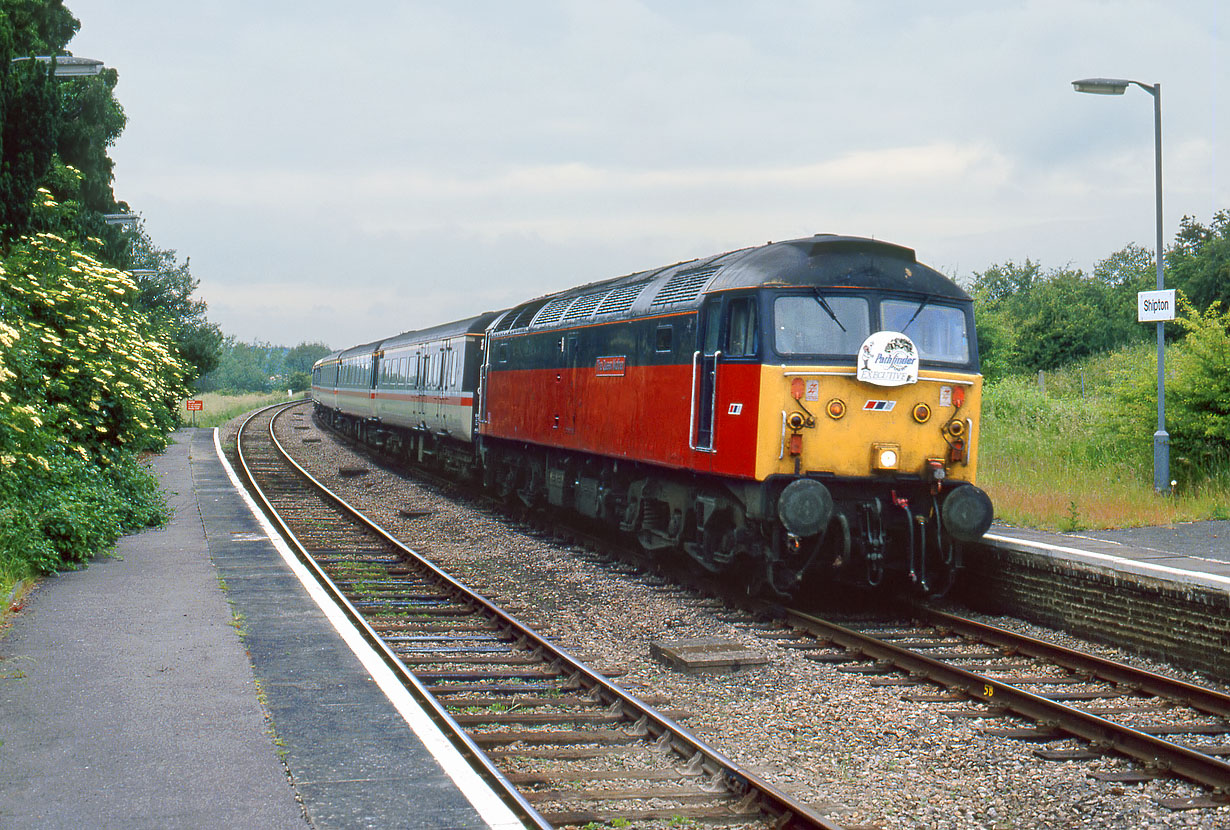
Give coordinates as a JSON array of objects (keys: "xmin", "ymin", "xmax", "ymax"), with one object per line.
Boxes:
[
  {"xmin": 707, "ymin": 349, "xmax": 722, "ymax": 452},
  {"xmin": 688, "ymin": 350, "xmax": 701, "ymax": 450}
]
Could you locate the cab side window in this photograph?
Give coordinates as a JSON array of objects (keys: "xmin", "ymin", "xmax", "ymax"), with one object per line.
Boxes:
[{"xmin": 725, "ymin": 297, "xmax": 757, "ymax": 357}]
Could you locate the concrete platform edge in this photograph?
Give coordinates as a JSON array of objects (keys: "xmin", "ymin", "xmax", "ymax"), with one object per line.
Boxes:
[
  {"xmin": 984, "ymin": 531, "xmax": 1230, "ymax": 593},
  {"xmin": 210, "ymin": 428, "xmax": 524, "ymax": 830}
]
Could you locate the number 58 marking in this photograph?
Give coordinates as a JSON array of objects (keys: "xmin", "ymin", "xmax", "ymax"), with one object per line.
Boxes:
[{"xmin": 983, "ymin": 684, "xmax": 995, "ymax": 698}]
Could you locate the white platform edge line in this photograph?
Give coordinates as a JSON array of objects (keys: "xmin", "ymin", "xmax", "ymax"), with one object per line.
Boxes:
[
  {"xmin": 984, "ymin": 532, "xmax": 1230, "ymax": 589},
  {"xmin": 211, "ymin": 428, "xmax": 524, "ymax": 830}
]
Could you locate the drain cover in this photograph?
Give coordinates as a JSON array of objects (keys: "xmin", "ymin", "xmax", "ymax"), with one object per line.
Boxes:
[{"xmin": 650, "ymin": 637, "xmax": 768, "ymax": 673}]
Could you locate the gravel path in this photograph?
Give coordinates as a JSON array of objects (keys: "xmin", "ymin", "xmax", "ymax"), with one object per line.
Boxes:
[{"xmin": 230, "ymin": 406, "xmax": 1230, "ymax": 829}]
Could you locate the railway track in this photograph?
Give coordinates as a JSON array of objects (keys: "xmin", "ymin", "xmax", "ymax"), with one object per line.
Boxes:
[
  {"xmin": 757, "ymin": 605, "xmax": 1230, "ymax": 811},
  {"xmin": 236, "ymin": 402, "xmax": 842, "ymax": 830}
]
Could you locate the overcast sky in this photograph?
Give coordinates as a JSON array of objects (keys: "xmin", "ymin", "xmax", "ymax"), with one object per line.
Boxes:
[{"xmin": 66, "ymin": 1, "xmax": 1226, "ymax": 350}]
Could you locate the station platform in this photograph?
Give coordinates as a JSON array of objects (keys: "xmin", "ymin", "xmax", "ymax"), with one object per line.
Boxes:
[
  {"xmin": 0, "ymin": 428, "xmax": 523, "ymax": 830},
  {"xmin": 987, "ymin": 520, "xmax": 1230, "ymax": 592},
  {"xmin": 959, "ymin": 519, "xmax": 1230, "ymax": 683}
]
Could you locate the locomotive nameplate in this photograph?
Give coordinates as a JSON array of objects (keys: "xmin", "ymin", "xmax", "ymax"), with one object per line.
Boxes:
[{"xmin": 595, "ymin": 355, "xmax": 626, "ymax": 376}]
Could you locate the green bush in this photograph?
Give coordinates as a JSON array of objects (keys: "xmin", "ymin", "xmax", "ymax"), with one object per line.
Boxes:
[
  {"xmin": 0, "ymin": 448, "xmax": 167, "ymax": 584},
  {"xmin": 1169, "ymin": 303, "xmax": 1230, "ymax": 465}
]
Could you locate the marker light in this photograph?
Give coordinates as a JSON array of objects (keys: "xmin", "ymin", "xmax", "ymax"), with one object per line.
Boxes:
[
  {"xmin": 827, "ymin": 399, "xmax": 846, "ymax": 419},
  {"xmin": 946, "ymin": 419, "xmax": 966, "ymax": 438},
  {"xmin": 912, "ymin": 403, "xmax": 931, "ymax": 423}
]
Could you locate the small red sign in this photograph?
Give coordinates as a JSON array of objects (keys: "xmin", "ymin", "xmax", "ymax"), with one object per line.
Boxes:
[
  {"xmin": 186, "ymin": 399, "xmax": 204, "ymax": 411},
  {"xmin": 595, "ymin": 355, "xmax": 626, "ymax": 377}
]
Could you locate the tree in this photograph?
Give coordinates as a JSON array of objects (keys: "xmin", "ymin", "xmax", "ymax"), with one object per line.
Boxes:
[
  {"xmin": 126, "ymin": 225, "xmax": 223, "ymax": 382},
  {"xmin": 0, "ymin": 221, "xmax": 179, "ymax": 579},
  {"xmin": 284, "ymin": 341, "xmax": 332, "ymax": 374},
  {"xmin": 1167, "ymin": 212, "xmax": 1230, "ymax": 314},
  {"xmin": 0, "ymin": 25, "xmax": 60, "ymax": 242},
  {"xmin": 197, "ymin": 337, "xmax": 275, "ymax": 393},
  {"xmin": 969, "ymin": 259, "xmax": 1042, "ymax": 305},
  {"xmin": 969, "ymin": 260, "xmax": 1045, "ymax": 378},
  {"xmin": 0, "ymin": 0, "xmax": 130, "ymax": 260},
  {"xmin": 1012, "ymin": 269, "xmax": 1122, "ymax": 371}
]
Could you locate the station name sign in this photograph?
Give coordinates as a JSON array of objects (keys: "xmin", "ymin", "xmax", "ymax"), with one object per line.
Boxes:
[{"xmin": 1138, "ymin": 289, "xmax": 1176, "ymax": 322}]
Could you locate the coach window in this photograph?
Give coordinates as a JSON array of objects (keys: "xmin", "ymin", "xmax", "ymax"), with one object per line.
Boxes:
[
  {"xmin": 655, "ymin": 325, "xmax": 673, "ymax": 353},
  {"xmin": 725, "ymin": 297, "xmax": 757, "ymax": 357}
]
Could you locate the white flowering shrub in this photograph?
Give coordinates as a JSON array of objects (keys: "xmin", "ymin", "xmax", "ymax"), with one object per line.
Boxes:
[{"xmin": 1, "ymin": 218, "xmax": 187, "ymax": 584}]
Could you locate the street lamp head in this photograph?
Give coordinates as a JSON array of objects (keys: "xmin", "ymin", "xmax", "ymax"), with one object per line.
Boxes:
[
  {"xmin": 102, "ymin": 212, "xmax": 138, "ymax": 228},
  {"xmin": 1072, "ymin": 77, "xmax": 1130, "ymax": 95},
  {"xmin": 10, "ymin": 55, "xmax": 104, "ymax": 77}
]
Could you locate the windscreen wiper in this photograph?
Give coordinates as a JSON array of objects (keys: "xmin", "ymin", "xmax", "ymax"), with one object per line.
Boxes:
[
  {"xmin": 899, "ymin": 296, "xmax": 930, "ymax": 332},
  {"xmin": 810, "ymin": 289, "xmax": 847, "ymax": 332}
]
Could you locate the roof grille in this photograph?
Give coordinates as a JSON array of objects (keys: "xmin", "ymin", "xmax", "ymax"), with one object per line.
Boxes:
[
  {"xmin": 650, "ymin": 266, "xmax": 718, "ymax": 307},
  {"xmin": 562, "ymin": 292, "xmax": 604, "ymax": 321},
  {"xmin": 595, "ymin": 282, "xmax": 647, "ymax": 316},
  {"xmin": 492, "ymin": 310, "xmax": 519, "ymax": 332},
  {"xmin": 531, "ymin": 296, "xmax": 575, "ymax": 327}
]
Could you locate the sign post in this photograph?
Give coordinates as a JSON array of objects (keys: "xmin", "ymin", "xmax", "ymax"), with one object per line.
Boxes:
[
  {"xmin": 186, "ymin": 398, "xmax": 203, "ymax": 427},
  {"xmin": 1138, "ymin": 289, "xmax": 1174, "ymax": 493}
]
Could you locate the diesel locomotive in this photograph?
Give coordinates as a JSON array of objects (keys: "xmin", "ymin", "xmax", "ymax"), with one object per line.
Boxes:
[{"xmin": 312, "ymin": 234, "xmax": 993, "ymax": 596}]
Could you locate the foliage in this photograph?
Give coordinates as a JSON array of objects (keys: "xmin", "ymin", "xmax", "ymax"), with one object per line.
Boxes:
[
  {"xmin": 1109, "ymin": 302, "xmax": 1230, "ymax": 477},
  {"xmin": 0, "ymin": 448, "xmax": 167, "ymax": 582},
  {"xmin": 970, "ymin": 247, "xmax": 1155, "ymax": 378},
  {"xmin": 284, "ymin": 341, "xmax": 332, "ymax": 374},
  {"xmin": 980, "ymin": 349, "xmax": 1230, "ymax": 529},
  {"xmin": 197, "ymin": 338, "xmax": 330, "ymax": 394},
  {"xmin": 0, "ymin": 220, "xmax": 187, "ymax": 592},
  {"xmin": 0, "ymin": 0, "xmax": 131, "ymax": 259},
  {"xmin": 1170, "ymin": 303, "xmax": 1230, "ymax": 452},
  {"xmin": 126, "ymin": 224, "xmax": 223, "ymax": 381},
  {"xmin": 0, "ymin": 222, "xmax": 189, "ymax": 468},
  {"xmin": 0, "ymin": 18, "xmax": 61, "ymax": 241},
  {"xmin": 1167, "ymin": 211, "xmax": 1230, "ymax": 313}
]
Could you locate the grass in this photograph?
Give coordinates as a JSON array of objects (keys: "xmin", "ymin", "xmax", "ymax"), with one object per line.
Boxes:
[
  {"xmin": 978, "ymin": 344, "xmax": 1230, "ymax": 530},
  {"xmin": 178, "ymin": 391, "xmax": 303, "ymax": 429}
]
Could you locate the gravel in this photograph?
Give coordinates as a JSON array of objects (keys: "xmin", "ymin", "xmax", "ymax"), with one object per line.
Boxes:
[{"xmin": 228, "ymin": 406, "xmax": 1230, "ymax": 829}]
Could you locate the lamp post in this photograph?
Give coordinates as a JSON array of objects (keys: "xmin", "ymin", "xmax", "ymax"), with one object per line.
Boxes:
[
  {"xmin": 9, "ymin": 55, "xmax": 104, "ymax": 77},
  {"xmin": 1073, "ymin": 77, "xmax": 1170, "ymax": 495}
]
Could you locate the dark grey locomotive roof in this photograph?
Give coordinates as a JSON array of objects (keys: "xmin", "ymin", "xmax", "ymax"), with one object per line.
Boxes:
[{"xmin": 489, "ymin": 235, "xmax": 969, "ymax": 337}]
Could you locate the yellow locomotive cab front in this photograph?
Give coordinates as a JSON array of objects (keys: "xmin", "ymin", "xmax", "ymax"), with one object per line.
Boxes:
[{"xmin": 756, "ymin": 367, "xmax": 983, "ymax": 485}]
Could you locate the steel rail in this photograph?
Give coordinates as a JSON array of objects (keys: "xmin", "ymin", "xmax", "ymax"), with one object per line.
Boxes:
[
  {"xmin": 917, "ymin": 606, "xmax": 1230, "ymax": 718},
  {"xmin": 237, "ymin": 402, "xmax": 551, "ymax": 830},
  {"xmin": 242, "ymin": 401, "xmax": 843, "ymax": 830},
  {"xmin": 785, "ymin": 606, "xmax": 1230, "ymax": 795}
]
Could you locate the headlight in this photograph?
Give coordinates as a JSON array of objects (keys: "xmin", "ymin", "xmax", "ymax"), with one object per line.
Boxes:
[{"xmin": 872, "ymin": 443, "xmax": 900, "ymax": 471}]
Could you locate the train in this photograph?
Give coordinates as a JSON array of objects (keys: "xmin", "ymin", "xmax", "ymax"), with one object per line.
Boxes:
[{"xmin": 312, "ymin": 234, "xmax": 993, "ymax": 597}]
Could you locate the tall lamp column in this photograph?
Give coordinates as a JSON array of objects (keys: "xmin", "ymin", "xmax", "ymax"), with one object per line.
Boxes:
[{"xmin": 1073, "ymin": 77, "xmax": 1170, "ymax": 494}]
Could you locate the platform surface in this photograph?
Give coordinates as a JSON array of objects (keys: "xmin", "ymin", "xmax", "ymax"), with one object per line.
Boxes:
[
  {"xmin": 987, "ymin": 519, "xmax": 1230, "ymax": 590},
  {"xmin": 0, "ymin": 428, "xmax": 521, "ymax": 829}
]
